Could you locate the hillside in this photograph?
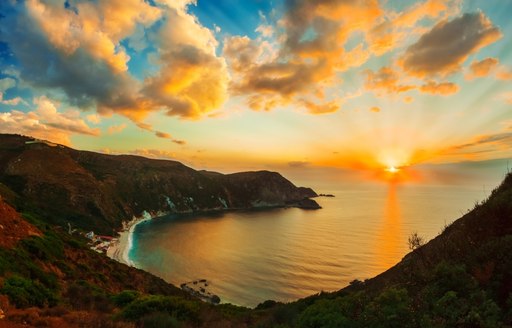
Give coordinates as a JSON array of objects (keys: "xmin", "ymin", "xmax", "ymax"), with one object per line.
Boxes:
[
  {"xmin": 0, "ymin": 197, "xmax": 256, "ymax": 327},
  {"xmin": 0, "ymin": 134, "xmax": 318, "ymax": 233}
]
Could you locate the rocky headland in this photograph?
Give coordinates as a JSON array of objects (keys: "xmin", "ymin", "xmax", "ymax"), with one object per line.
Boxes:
[{"xmin": 0, "ymin": 134, "xmax": 319, "ymax": 233}]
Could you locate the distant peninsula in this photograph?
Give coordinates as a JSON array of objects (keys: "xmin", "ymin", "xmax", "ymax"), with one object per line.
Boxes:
[{"xmin": 0, "ymin": 134, "xmax": 320, "ymax": 233}]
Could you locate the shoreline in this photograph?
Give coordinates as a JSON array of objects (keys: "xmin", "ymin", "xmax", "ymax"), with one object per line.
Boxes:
[
  {"xmin": 107, "ymin": 213, "xmax": 153, "ymax": 266},
  {"xmin": 106, "ymin": 202, "xmax": 320, "ymax": 266}
]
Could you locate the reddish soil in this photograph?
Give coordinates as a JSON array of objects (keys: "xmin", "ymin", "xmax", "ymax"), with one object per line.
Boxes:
[{"xmin": 0, "ymin": 198, "xmax": 41, "ymax": 249}]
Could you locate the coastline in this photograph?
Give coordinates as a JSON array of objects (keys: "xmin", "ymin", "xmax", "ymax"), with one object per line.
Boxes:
[
  {"xmin": 107, "ymin": 213, "xmax": 153, "ymax": 266},
  {"xmin": 106, "ymin": 201, "xmax": 320, "ymax": 266}
]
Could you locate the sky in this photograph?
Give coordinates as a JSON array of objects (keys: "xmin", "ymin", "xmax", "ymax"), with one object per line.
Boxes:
[{"xmin": 0, "ymin": 0, "xmax": 512, "ymax": 182}]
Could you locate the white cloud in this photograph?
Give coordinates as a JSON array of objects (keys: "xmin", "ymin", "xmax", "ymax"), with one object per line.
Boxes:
[{"xmin": 0, "ymin": 96, "xmax": 100, "ymax": 145}]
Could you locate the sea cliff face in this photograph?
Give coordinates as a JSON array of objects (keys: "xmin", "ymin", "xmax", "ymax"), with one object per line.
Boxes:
[{"xmin": 0, "ymin": 134, "xmax": 318, "ymax": 233}]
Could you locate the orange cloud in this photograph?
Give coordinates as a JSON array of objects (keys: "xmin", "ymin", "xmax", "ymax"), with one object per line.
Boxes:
[
  {"xmin": 393, "ymin": 0, "xmax": 458, "ymax": 27},
  {"xmin": 141, "ymin": 3, "xmax": 229, "ymax": 119},
  {"xmin": 419, "ymin": 81, "xmax": 459, "ymax": 95},
  {"xmin": 300, "ymin": 99, "xmax": 341, "ymax": 114},
  {"xmin": 496, "ymin": 68, "xmax": 512, "ymax": 81},
  {"xmin": 364, "ymin": 67, "xmax": 415, "ymax": 94},
  {"xmin": 439, "ymin": 130, "xmax": 512, "ymax": 162},
  {"xmin": 224, "ymin": 0, "xmax": 384, "ymax": 114},
  {"xmin": 86, "ymin": 114, "xmax": 101, "ymax": 124},
  {"xmin": 466, "ymin": 57, "xmax": 499, "ymax": 79},
  {"xmin": 107, "ymin": 123, "xmax": 127, "ymax": 135},
  {"xmin": 130, "ymin": 149, "xmax": 177, "ymax": 160},
  {"xmin": 27, "ymin": 0, "xmax": 161, "ymax": 73},
  {"xmin": 5, "ymin": 0, "xmax": 228, "ymax": 125},
  {"xmin": 401, "ymin": 12, "xmax": 501, "ymax": 77},
  {"xmin": 0, "ymin": 97, "xmax": 99, "ymax": 145},
  {"xmin": 403, "ymin": 96, "xmax": 414, "ymax": 104},
  {"xmin": 367, "ymin": 0, "xmax": 459, "ymax": 56},
  {"xmin": 370, "ymin": 106, "xmax": 381, "ymax": 113},
  {"xmin": 134, "ymin": 122, "xmax": 186, "ymax": 144}
]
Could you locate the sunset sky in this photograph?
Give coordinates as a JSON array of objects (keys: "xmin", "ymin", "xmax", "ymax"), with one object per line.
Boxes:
[{"xmin": 0, "ymin": 0, "xmax": 511, "ymax": 177}]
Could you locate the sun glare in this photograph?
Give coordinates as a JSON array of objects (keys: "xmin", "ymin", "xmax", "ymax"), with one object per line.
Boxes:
[{"xmin": 386, "ymin": 166, "xmax": 400, "ymax": 173}]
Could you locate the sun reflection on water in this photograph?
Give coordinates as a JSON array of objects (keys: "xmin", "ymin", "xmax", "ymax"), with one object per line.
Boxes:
[{"xmin": 375, "ymin": 183, "xmax": 403, "ymax": 271}]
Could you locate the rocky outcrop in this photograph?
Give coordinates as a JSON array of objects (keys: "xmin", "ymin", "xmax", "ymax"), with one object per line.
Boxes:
[
  {"xmin": 294, "ymin": 198, "xmax": 321, "ymax": 209},
  {"xmin": 0, "ymin": 134, "xmax": 318, "ymax": 233}
]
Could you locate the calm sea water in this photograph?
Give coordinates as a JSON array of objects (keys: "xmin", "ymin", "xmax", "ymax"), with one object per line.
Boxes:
[{"xmin": 130, "ymin": 170, "xmax": 504, "ymax": 307}]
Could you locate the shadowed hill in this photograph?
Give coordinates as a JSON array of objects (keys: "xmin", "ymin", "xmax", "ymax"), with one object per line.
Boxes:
[
  {"xmin": 357, "ymin": 172, "xmax": 512, "ymax": 294},
  {"xmin": 0, "ymin": 134, "xmax": 318, "ymax": 233}
]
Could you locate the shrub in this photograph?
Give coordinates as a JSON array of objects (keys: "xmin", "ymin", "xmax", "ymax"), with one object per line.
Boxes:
[
  {"xmin": 407, "ymin": 232, "xmax": 424, "ymax": 251},
  {"xmin": 119, "ymin": 295, "xmax": 200, "ymax": 324},
  {"xmin": 113, "ymin": 290, "xmax": 141, "ymax": 307},
  {"xmin": 139, "ymin": 311, "xmax": 182, "ymax": 328},
  {"xmin": 297, "ymin": 299, "xmax": 351, "ymax": 328},
  {"xmin": 1, "ymin": 275, "xmax": 58, "ymax": 308},
  {"xmin": 66, "ymin": 280, "xmax": 113, "ymax": 312},
  {"xmin": 364, "ymin": 287, "xmax": 413, "ymax": 328}
]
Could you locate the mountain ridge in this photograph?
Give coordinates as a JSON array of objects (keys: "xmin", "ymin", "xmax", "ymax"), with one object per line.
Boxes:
[{"xmin": 0, "ymin": 134, "xmax": 319, "ymax": 234}]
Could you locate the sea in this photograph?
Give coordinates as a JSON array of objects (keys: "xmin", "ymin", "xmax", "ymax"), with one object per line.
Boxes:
[{"xmin": 129, "ymin": 161, "xmax": 509, "ymax": 307}]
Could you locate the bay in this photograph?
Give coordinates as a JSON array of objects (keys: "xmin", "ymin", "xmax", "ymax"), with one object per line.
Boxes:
[{"xmin": 129, "ymin": 175, "xmax": 498, "ymax": 307}]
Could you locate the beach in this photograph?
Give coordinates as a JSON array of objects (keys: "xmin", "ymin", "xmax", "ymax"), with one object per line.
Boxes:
[{"xmin": 107, "ymin": 214, "xmax": 152, "ymax": 266}]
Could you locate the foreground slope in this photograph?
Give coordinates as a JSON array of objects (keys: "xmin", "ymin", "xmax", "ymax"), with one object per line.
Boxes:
[
  {"xmin": 0, "ymin": 195, "xmax": 260, "ymax": 327},
  {"xmin": 0, "ymin": 134, "xmax": 317, "ymax": 233}
]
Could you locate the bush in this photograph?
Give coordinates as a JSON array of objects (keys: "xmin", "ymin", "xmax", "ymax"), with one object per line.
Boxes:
[
  {"xmin": 113, "ymin": 290, "xmax": 141, "ymax": 307},
  {"xmin": 256, "ymin": 299, "xmax": 278, "ymax": 310},
  {"xmin": 408, "ymin": 232, "xmax": 424, "ymax": 251},
  {"xmin": 297, "ymin": 299, "xmax": 351, "ymax": 328},
  {"xmin": 139, "ymin": 311, "xmax": 182, "ymax": 328},
  {"xmin": 364, "ymin": 287, "xmax": 413, "ymax": 328},
  {"xmin": 430, "ymin": 262, "xmax": 476, "ymax": 297},
  {"xmin": 119, "ymin": 295, "xmax": 200, "ymax": 324},
  {"xmin": 66, "ymin": 280, "xmax": 113, "ymax": 312},
  {"xmin": 1, "ymin": 275, "xmax": 58, "ymax": 308}
]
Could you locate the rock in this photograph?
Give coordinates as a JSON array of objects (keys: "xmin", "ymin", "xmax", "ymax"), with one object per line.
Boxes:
[
  {"xmin": 211, "ymin": 295, "xmax": 221, "ymax": 304},
  {"xmin": 296, "ymin": 198, "xmax": 321, "ymax": 210}
]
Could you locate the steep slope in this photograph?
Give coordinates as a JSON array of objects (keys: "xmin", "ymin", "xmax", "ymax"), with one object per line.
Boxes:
[
  {"xmin": 0, "ymin": 196, "xmax": 41, "ymax": 248},
  {"xmin": 0, "ymin": 134, "xmax": 318, "ymax": 233}
]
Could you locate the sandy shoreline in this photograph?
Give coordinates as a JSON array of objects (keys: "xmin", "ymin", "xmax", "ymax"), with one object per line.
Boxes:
[{"xmin": 107, "ymin": 214, "xmax": 152, "ymax": 266}]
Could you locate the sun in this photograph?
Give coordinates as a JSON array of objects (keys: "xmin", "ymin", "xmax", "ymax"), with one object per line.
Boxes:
[{"xmin": 385, "ymin": 166, "xmax": 400, "ymax": 174}]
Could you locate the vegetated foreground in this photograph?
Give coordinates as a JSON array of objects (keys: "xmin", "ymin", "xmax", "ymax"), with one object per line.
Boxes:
[{"xmin": 0, "ymin": 138, "xmax": 511, "ymax": 326}]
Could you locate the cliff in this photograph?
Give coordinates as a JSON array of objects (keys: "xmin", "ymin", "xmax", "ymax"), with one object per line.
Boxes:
[{"xmin": 0, "ymin": 134, "xmax": 318, "ymax": 233}]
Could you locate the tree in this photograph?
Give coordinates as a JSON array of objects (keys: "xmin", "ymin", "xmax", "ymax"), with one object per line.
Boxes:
[{"xmin": 408, "ymin": 232, "xmax": 424, "ymax": 251}]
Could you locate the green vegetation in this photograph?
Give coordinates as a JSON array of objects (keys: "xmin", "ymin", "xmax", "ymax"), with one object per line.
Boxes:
[
  {"xmin": 0, "ymin": 275, "xmax": 58, "ymax": 308},
  {"xmin": 118, "ymin": 295, "xmax": 200, "ymax": 325},
  {"xmin": 255, "ymin": 259, "xmax": 506, "ymax": 327},
  {"xmin": 112, "ymin": 290, "xmax": 141, "ymax": 307}
]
